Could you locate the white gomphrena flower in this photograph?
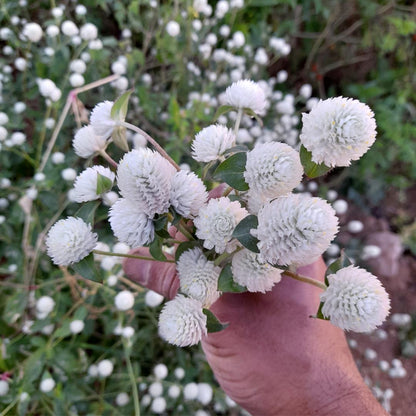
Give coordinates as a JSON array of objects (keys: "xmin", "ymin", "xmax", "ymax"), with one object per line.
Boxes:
[
  {"xmin": 168, "ymin": 384, "xmax": 181, "ymax": 398},
  {"xmin": 70, "ymin": 59, "xmax": 87, "ymax": 74},
  {"xmin": 244, "ymin": 142, "xmax": 303, "ymax": 199},
  {"xmin": 166, "ymin": 21, "xmax": 180, "ymax": 37},
  {"xmin": 70, "ymin": 319, "xmax": 85, "ymax": 334},
  {"xmin": 109, "ymin": 198, "xmax": 154, "ymax": 247},
  {"xmin": 191, "ymin": 124, "xmax": 235, "ymax": 162},
  {"xmin": 117, "ymin": 149, "xmax": 176, "ymax": 217},
  {"xmin": 72, "ymin": 166, "xmax": 115, "ymax": 202},
  {"xmin": 80, "ymin": 23, "xmax": 98, "ymax": 40},
  {"xmin": 158, "ymin": 295, "xmax": 207, "ymax": 347},
  {"xmin": 23, "ymin": 22, "xmax": 43, "ymax": 42},
  {"xmin": 97, "ymin": 359, "xmax": 114, "ymax": 377},
  {"xmin": 194, "ymin": 197, "xmax": 248, "ymax": 254},
  {"xmin": 170, "ymin": 171, "xmax": 208, "ymax": 218},
  {"xmin": 153, "ymin": 363, "xmax": 168, "ymax": 380},
  {"xmin": 177, "ymin": 248, "xmax": 221, "ymax": 307},
  {"xmin": 174, "ymin": 367, "xmax": 185, "ymax": 379},
  {"xmin": 149, "ymin": 381, "xmax": 163, "ymax": 397},
  {"xmin": 116, "ymin": 392, "xmax": 129, "ymax": 406},
  {"xmin": 320, "ymin": 265, "xmax": 390, "ymax": 332},
  {"xmin": 145, "ymin": 290, "xmax": 164, "ymax": 307},
  {"xmin": 231, "ymin": 249, "xmax": 282, "ymax": 293},
  {"xmin": 300, "ymin": 97, "xmax": 377, "ymax": 167},
  {"xmin": 256, "ymin": 194, "xmax": 339, "ymax": 266},
  {"xmin": 40, "ymin": 378, "xmax": 55, "ymax": 393},
  {"xmin": 224, "ymin": 79, "xmax": 267, "ymax": 115},
  {"xmin": 151, "ymin": 397, "xmax": 167, "ymax": 414},
  {"xmin": 46, "ymin": 217, "xmax": 98, "ymax": 266},
  {"xmin": 183, "ymin": 382, "xmax": 199, "ymax": 400},
  {"xmin": 61, "ymin": 20, "xmax": 79, "ymax": 37},
  {"xmin": 36, "ymin": 296, "xmax": 55, "ymax": 316},
  {"xmin": 0, "ymin": 380, "xmax": 9, "ymax": 396},
  {"xmin": 72, "ymin": 125, "xmax": 107, "ymax": 158},
  {"xmin": 197, "ymin": 383, "xmax": 213, "ymax": 405},
  {"xmin": 89, "ymin": 101, "xmax": 115, "ymax": 138},
  {"xmin": 114, "ymin": 290, "xmax": 135, "ymax": 311}
]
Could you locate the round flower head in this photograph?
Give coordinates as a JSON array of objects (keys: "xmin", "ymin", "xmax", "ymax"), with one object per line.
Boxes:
[
  {"xmin": 231, "ymin": 249, "xmax": 282, "ymax": 293},
  {"xmin": 46, "ymin": 217, "xmax": 98, "ymax": 265},
  {"xmin": 72, "ymin": 165, "xmax": 115, "ymax": 202},
  {"xmin": 320, "ymin": 265, "xmax": 390, "ymax": 332},
  {"xmin": 23, "ymin": 23, "xmax": 43, "ymax": 42},
  {"xmin": 158, "ymin": 295, "xmax": 207, "ymax": 347},
  {"xmin": 177, "ymin": 248, "xmax": 221, "ymax": 307},
  {"xmin": 194, "ymin": 197, "xmax": 248, "ymax": 254},
  {"xmin": 244, "ymin": 142, "xmax": 303, "ymax": 199},
  {"xmin": 73, "ymin": 125, "xmax": 107, "ymax": 158},
  {"xmin": 255, "ymin": 194, "xmax": 339, "ymax": 266},
  {"xmin": 109, "ymin": 198, "xmax": 154, "ymax": 247},
  {"xmin": 191, "ymin": 124, "xmax": 235, "ymax": 162},
  {"xmin": 170, "ymin": 171, "xmax": 208, "ymax": 218},
  {"xmin": 224, "ymin": 79, "xmax": 267, "ymax": 115},
  {"xmin": 300, "ymin": 97, "xmax": 377, "ymax": 167},
  {"xmin": 114, "ymin": 290, "xmax": 135, "ymax": 311},
  {"xmin": 90, "ymin": 101, "xmax": 115, "ymax": 138},
  {"xmin": 40, "ymin": 378, "xmax": 55, "ymax": 393},
  {"xmin": 117, "ymin": 148, "xmax": 176, "ymax": 217}
]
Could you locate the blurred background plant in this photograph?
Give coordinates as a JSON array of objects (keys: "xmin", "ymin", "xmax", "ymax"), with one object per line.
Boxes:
[{"xmin": 0, "ymin": 0, "xmax": 415, "ymax": 414}]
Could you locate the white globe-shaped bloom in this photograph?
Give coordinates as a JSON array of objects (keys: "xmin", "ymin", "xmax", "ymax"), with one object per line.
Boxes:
[
  {"xmin": 224, "ymin": 79, "xmax": 267, "ymax": 115},
  {"xmin": 70, "ymin": 59, "xmax": 87, "ymax": 74},
  {"xmin": 197, "ymin": 383, "xmax": 213, "ymax": 405},
  {"xmin": 80, "ymin": 23, "xmax": 98, "ymax": 40},
  {"xmin": 320, "ymin": 265, "xmax": 390, "ymax": 332},
  {"xmin": 158, "ymin": 295, "xmax": 207, "ymax": 347},
  {"xmin": 170, "ymin": 171, "xmax": 208, "ymax": 218},
  {"xmin": 174, "ymin": 367, "xmax": 185, "ymax": 379},
  {"xmin": 244, "ymin": 142, "xmax": 303, "ymax": 199},
  {"xmin": 69, "ymin": 319, "xmax": 85, "ymax": 334},
  {"xmin": 191, "ymin": 124, "xmax": 235, "ymax": 162},
  {"xmin": 194, "ymin": 197, "xmax": 248, "ymax": 254},
  {"xmin": 153, "ymin": 363, "xmax": 168, "ymax": 380},
  {"xmin": 177, "ymin": 248, "xmax": 221, "ymax": 307},
  {"xmin": 183, "ymin": 382, "xmax": 199, "ymax": 400},
  {"xmin": 114, "ymin": 290, "xmax": 135, "ymax": 311},
  {"xmin": 166, "ymin": 21, "xmax": 180, "ymax": 37},
  {"xmin": 90, "ymin": 101, "xmax": 115, "ymax": 138},
  {"xmin": 0, "ymin": 380, "xmax": 9, "ymax": 396},
  {"xmin": 36, "ymin": 296, "xmax": 55, "ymax": 315},
  {"xmin": 61, "ymin": 20, "xmax": 79, "ymax": 37},
  {"xmin": 109, "ymin": 198, "xmax": 154, "ymax": 247},
  {"xmin": 117, "ymin": 149, "xmax": 176, "ymax": 217},
  {"xmin": 72, "ymin": 125, "xmax": 107, "ymax": 158},
  {"xmin": 72, "ymin": 166, "xmax": 115, "ymax": 202},
  {"xmin": 256, "ymin": 194, "xmax": 339, "ymax": 266},
  {"xmin": 69, "ymin": 73, "xmax": 85, "ymax": 87},
  {"xmin": 97, "ymin": 360, "xmax": 114, "ymax": 377},
  {"xmin": 122, "ymin": 326, "xmax": 135, "ymax": 338},
  {"xmin": 231, "ymin": 249, "xmax": 282, "ymax": 293},
  {"xmin": 168, "ymin": 384, "xmax": 181, "ymax": 398},
  {"xmin": 46, "ymin": 25, "xmax": 60, "ymax": 37},
  {"xmin": 46, "ymin": 217, "xmax": 98, "ymax": 266},
  {"xmin": 116, "ymin": 392, "xmax": 129, "ymax": 406},
  {"xmin": 151, "ymin": 397, "xmax": 167, "ymax": 413},
  {"xmin": 145, "ymin": 290, "xmax": 164, "ymax": 307},
  {"xmin": 149, "ymin": 381, "xmax": 163, "ymax": 397},
  {"xmin": 40, "ymin": 378, "xmax": 55, "ymax": 393},
  {"xmin": 300, "ymin": 97, "xmax": 377, "ymax": 167},
  {"xmin": 23, "ymin": 23, "xmax": 43, "ymax": 42}
]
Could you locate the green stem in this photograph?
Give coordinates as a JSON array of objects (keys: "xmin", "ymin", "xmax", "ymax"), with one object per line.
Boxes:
[
  {"xmin": 124, "ymin": 341, "xmax": 140, "ymax": 416},
  {"xmin": 36, "ymin": 104, "xmax": 52, "ymax": 164},
  {"xmin": 283, "ymin": 270, "xmax": 327, "ymax": 290},
  {"xmin": 0, "ymin": 398, "xmax": 18, "ymax": 416},
  {"xmin": 222, "ymin": 186, "xmax": 233, "ymax": 197},
  {"xmin": 99, "ymin": 149, "xmax": 118, "ymax": 168},
  {"xmin": 176, "ymin": 220, "xmax": 194, "ymax": 241},
  {"xmin": 213, "ymin": 247, "xmax": 242, "ymax": 267},
  {"xmin": 92, "ymin": 250, "xmax": 175, "ymax": 263},
  {"xmin": 233, "ymin": 107, "xmax": 243, "ymax": 137}
]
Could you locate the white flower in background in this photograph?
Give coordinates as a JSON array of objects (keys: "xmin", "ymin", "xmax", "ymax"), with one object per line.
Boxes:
[
  {"xmin": 117, "ymin": 148, "xmax": 176, "ymax": 217},
  {"xmin": 194, "ymin": 197, "xmax": 248, "ymax": 254},
  {"xmin": 46, "ymin": 25, "xmax": 59, "ymax": 37},
  {"xmin": 69, "ymin": 73, "xmax": 85, "ymax": 87},
  {"xmin": 80, "ymin": 23, "xmax": 98, "ymax": 40},
  {"xmin": 36, "ymin": 296, "xmax": 55, "ymax": 318},
  {"xmin": 0, "ymin": 126, "xmax": 7, "ymax": 141},
  {"xmin": 151, "ymin": 397, "xmax": 166, "ymax": 414},
  {"xmin": 244, "ymin": 142, "xmax": 303, "ymax": 199},
  {"xmin": 158, "ymin": 295, "xmax": 207, "ymax": 347},
  {"xmin": 61, "ymin": 20, "xmax": 79, "ymax": 36},
  {"xmin": 0, "ymin": 112, "xmax": 9, "ymax": 125},
  {"xmin": 46, "ymin": 217, "xmax": 98, "ymax": 266},
  {"xmin": 72, "ymin": 125, "xmax": 107, "ymax": 158},
  {"xmin": 114, "ymin": 290, "xmax": 135, "ymax": 311},
  {"xmin": 174, "ymin": 367, "xmax": 185, "ymax": 379},
  {"xmin": 183, "ymin": 382, "xmax": 199, "ymax": 400},
  {"xmin": 70, "ymin": 59, "xmax": 87, "ymax": 74},
  {"xmin": 109, "ymin": 198, "xmax": 154, "ymax": 247},
  {"xmin": 23, "ymin": 22, "xmax": 43, "ymax": 42},
  {"xmin": 168, "ymin": 385, "xmax": 181, "ymax": 398},
  {"xmin": 255, "ymin": 194, "xmax": 339, "ymax": 266},
  {"xmin": 72, "ymin": 166, "xmax": 115, "ymax": 202},
  {"xmin": 299, "ymin": 84, "xmax": 312, "ymax": 99},
  {"xmin": 166, "ymin": 21, "xmax": 180, "ymax": 37},
  {"xmin": 191, "ymin": 124, "xmax": 235, "ymax": 162},
  {"xmin": 122, "ymin": 326, "xmax": 135, "ymax": 338},
  {"xmin": 97, "ymin": 360, "xmax": 114, "ymax": 377},
  {"xmin": 69, "ymin": 319, "xmax": 85, "ymax": 334},
  {"xmin": 320, "ymin": 265, "xmax": 390, "ymax": 332},
  {"xmin": 153, "ymin": 363, "xmax": 168, "ymax": 380},
  {"xmin": 145, "ymin": 290, "xmax": 164, "ymax": 307},
  {"xmin": 333, "ymin": 199, "xmax": 348, "ymax": 215},
  {"xmin": 0, "ymin": 380, "xmax": 9, "ymax": 396},
  {"xmin": 177, "ymin": 248, "xmax": 221, "ymax": 307},
  {"xmin": 197, "ymin": 383, "xmax": 213, "ymax": 405},
  {"xmin": 62, "ymin": 168, "xmax": 77, "ymax": 181},
  {"xmin": 40, "ymin": 378, "xmax": 55, "ymax": 393},
  {"xmin": 170, "ymin": 171, "xmax": 208, "ymax": 218},
  {"xmin": 89, "ymin": 101, "xmax": 115, "ymax": 138},
  {"xmin": 149, "ymin": 381, "xmax": 163, "ymax": 397},
  {"xmin": 116, "ymin": 392, "xmax": 129, "ymax": 406},
  {"xmin": 300, "ymin": 97, "xmax": 377, "ymax": 167},
  {"xmin": 224, "ymin": 79, "xmax": 266, "ymax": 115},
  {"xmin": 14, "ymin": 57, "xmax": 27, "ymax": 71},
  {"xmin": 231, "ymin": 249, "xmax": 282, "ymax": 293}
]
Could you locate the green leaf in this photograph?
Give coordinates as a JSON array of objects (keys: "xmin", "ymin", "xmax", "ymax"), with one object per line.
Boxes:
[
  {"xmin": 213, "ymin": 105, "xmax": 234, "ymax": 121},
  {"xmin": 149, "ymin": 237, "xmax": 167, "ymax": 261},
  {"xmin": 218, "ymin": 264, "xmax": 247, "ymax": 293},
  {"xmin": 3, "ymin": 291, "xmax": 28, "ymax": 324},
  {"xmin": 111, "ymin": 126, "xmax": 130, "ymax": 152},
  {"xmin": 312, "ymin": 301, "xmax": 330, "ymax": 321},
  {"xmin": 154, "ymin": 214, "xmax": 168, "ymax": 231},
  {"xmin": 203, "ymin": 308, "xmax": 228, "ymax": 333},
  {"xmin": 169, "ymin": 208, "xmax": 182, "ymax": 226},
  {"xmin": 96, "ymin": 172, "xmax": 113, "ymax": 195},
  {"xmin": 224, "ymin": 144, "xmax": 249, "ymax": 155},
  {"xmin": 175, "ymin": 241, "xmax": 200, "ymax": 262},
  {"xmin": 53, "ymin": 320, "xmax": 72, "ymax": 338},
  {"xmin": 325, "ymin": 250, "xmax": 353, "ymax": 285},
  {"xmin": 244, "ymin": 107, "xmax": 264, "ymax": 127},
  {"xmin": 110, "ymin": 89, "xmax": 133, "ymax": 121},
  {"xmin": 232, "ymin": 215, "xmax": 260, "ymax": 253},
  {"xmin": 23, "ymin": 349, "xmax": 46, "ymax": 386},
  {"xmin": 214, "ymin": 152, "xmax": 249, "ymax": 191},
  {"xmin": 74, "ymin": 306, "xmax": 88, "ymax": 321},
  {"xmin": 75, "ymin": 200, "xmax": 100, "ymax": 225},
  {"xmin": 70, "ymin": 253, "xmax": 102, "ymax": 282},
  {"xmin": 300, "ymin": 145, "xmax": 332, "ymax": 178}
]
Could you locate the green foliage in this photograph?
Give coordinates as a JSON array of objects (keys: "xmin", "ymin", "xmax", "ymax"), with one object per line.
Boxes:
[
  {"xmin": 218, "ymin": 264, "xmax": 247, "ymax": 293},
  {"xmin": 214, "ymin": 152, "xmax": 249, "ymax": 191},
  {"xmin": 300, "ymin": 145, "xmax": 332, "ymax": 179},
  {"xmin": 232, "ymin": 215, "xmax": 260, "ymax": 253}
]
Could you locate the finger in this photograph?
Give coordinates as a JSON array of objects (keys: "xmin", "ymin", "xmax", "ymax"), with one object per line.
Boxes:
[{"xmin": 123, "ymin": 248, "xmax": 179, "ymax": 299}]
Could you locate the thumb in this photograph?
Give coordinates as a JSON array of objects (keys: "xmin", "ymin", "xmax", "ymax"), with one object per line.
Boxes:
[{"xmin": 123, "ymin": 248, "xmax": 180, "ymax": 299}]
